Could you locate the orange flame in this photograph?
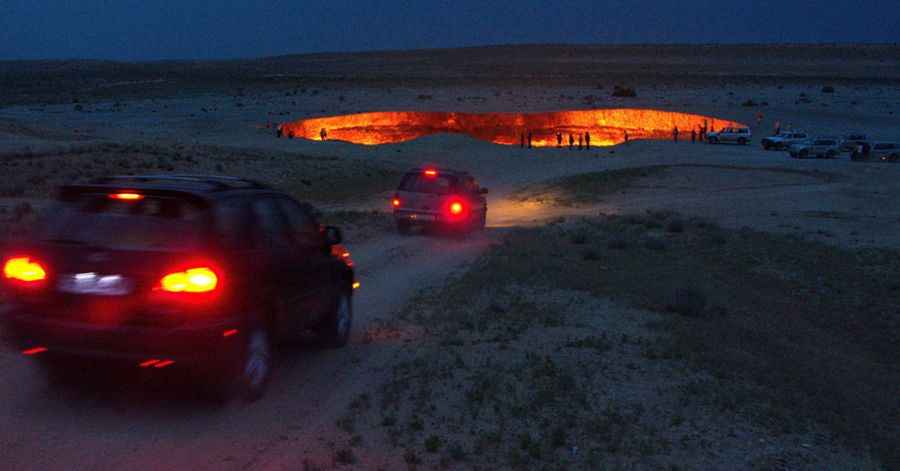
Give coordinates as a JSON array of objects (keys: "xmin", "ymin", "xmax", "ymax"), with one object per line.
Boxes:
[{"xmin": 278, "ymin": 109, "xmax": 745, "ymax": 147}]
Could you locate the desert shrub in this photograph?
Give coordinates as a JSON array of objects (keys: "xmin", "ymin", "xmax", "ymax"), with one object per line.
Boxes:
[
  {"xmin": 666, "ymin": 287, "xmax": 707, "ymax": 317},
  {"xmin": 643, "ymin": 237, "xmax": 667, "ymax": 251},
  {"xmin": 334, "ymin": 448, "xmax": 355, "ymax": 465},
  {"xmin": 611, "ymin": 85, "xmax": 637, "ymax": 98},
  {"xmin": 570, "ymin": 232, "xmax": 588, "ymax": 245},
  {"xmin": 582, "ymin": 248, "xmax": 602, "ymax": 260},
  {"xmin": 607, "ymin": 237, "xmax": 630, "ymax": 250},
  {"xmin": 424, "ymin": 435, "xmax": 442, "ymax": 453},
  {"xmin": 666, "ymin": 219, "xmax": 685, "ymax": 233}
]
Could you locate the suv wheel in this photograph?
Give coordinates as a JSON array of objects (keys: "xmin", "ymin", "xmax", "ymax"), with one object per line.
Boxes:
[
  {"xmin": 233, "ymin": 326, "xmax": 273, "ymax": 402},
  {"xmin": 738, "ymin": 137, "xmax": 747, "ymax": 145},
  {"xmin": 762, "ymin": 142, "xmax": 771, "ymax": 150},
  {"xmin": 708, "ymin": 137, "xmax": 718, "ymax": 144},
  {"xmin": 318, "ymin": 291, "xmax": 353, "ymax": 348},
  {"xmin": 206, "ymin": 321, "xmax": 273, "ymax": 403}
]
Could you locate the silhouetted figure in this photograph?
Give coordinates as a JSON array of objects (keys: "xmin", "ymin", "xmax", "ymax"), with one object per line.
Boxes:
[
  {"xmin": 673, "ymin": 126, "xmax": 679, "ymax": 142},
  {"xmin": 527, "ymin": 131, "xmax": 533, "ymax": 149},
  {"xmin": 520, "ymin": 133, "xmax": 525, "ymax": 148},
  {"xmin": 691, "ymin": 129, "xmax": 696, "ymax": 143},
  {"xmin": 556, "ymin": 132, "xmax": 562, "ymax": 148},
  {"xmin": 774, "ymin": 120, "xmax": 781, "ymax": 135},
  {"xmin": 320, "ymin": 128, "xmax": 327, "ymax": 141},
  {"xmin": 287, "ymin": 131, "xmax": 294, "ymax": 139},
  {"xmin": 276, "ymin": 125, "xmax": 283, "ymax": 138},
  {"xmin": 577, "ymin": 135, "xmax": 583, "ymax": 150},
  {"xmin": 569, "ymin": 134, "xmax": 575, "ymax": 150},
  {"xmin": 624, "ymin": 130, "xmax": 629, "ymax": 144},
  {"xmin": 585, "ymin": 132, "xmax": 591, "ymax": 149}
]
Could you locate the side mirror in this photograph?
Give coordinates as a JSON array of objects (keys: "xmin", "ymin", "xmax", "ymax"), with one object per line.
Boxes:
[
  {"xmin": 479, "ymin": 188, "xmax": 489, "ymax": 195},
  {"xmin": 323, "ymin": 226, "xmax": 343, "ymax": 246}
]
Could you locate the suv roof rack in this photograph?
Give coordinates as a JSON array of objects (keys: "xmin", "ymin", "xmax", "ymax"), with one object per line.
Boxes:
[{"xmin": 91, "ymin": 174, "xmax": 269, "ymax": 191}]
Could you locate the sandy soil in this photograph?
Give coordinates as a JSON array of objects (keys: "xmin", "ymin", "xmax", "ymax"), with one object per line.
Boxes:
[{"xmin": 0, "ymin": 45, "xmax": 899, "ymax": 470}]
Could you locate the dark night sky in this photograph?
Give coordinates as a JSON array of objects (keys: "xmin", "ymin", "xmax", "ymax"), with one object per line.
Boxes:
[{"xmin": 2, "ymin": 0, "xmax": 899, "ymax": 60}]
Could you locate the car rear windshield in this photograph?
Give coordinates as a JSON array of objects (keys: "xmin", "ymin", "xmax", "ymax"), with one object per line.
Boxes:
[
  {"xmin": 39, "ymin": 193, "xmax": 209, "ymax": 250},
  {"xmin": 398, "ymin": 173, "xmax": 457, "ymax": 195}
]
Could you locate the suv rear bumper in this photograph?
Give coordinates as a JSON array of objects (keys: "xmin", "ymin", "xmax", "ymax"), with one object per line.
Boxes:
[
  {"xmin": 394, "ymin": 209, "xmax": 445, "ymax": 225},
  {"xmin": 3, "ymin": 308, "xmax": 242, "ymax": 365}
]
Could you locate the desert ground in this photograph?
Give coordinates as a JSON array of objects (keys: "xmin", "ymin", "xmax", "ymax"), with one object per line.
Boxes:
[{"xmin": 0, "ymin": 45, "xmax": 898, "ymax": 470}]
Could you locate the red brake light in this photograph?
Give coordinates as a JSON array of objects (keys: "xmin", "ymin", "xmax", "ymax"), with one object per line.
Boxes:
[
  {"xmin": 109, "ymin": 192, "xmax": 144, "ymax": 201},
  {"xmin": 3, "ymin": 257, "xmax": 47, "ymax": 283},
  {"xmin": 160, "ymin": 267, "xmax": 218, "ymax": 293},
  {"xmin": 449, "ymin": 201, "xmax": 464, "ymax": 215},
  {"xmin": 424, "ymin": 169, "xmax": 438, "ymax": 177},
  {"xmin": 392, "ymin": 198, "xmax": 401, "ymax": 207}
]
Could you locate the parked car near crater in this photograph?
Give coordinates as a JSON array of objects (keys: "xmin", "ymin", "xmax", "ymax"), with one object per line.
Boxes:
[
  {"xmin": 706, "ymin": 126, "xmax": 752, "ymax": 145},
  {"xmin": 839, "ymin": 133, "xmax": 870, "ymax": 153},
  {"xmin": 788, "ymin": 138, "xmax": 841, "ymax": 159},
  {"xmin": 761, "ymin": 131, "xmax": 809, "ymax": 150},
  {"xmin": 871, "ymin": 142, "xmax": 900, "ymax": 162}
]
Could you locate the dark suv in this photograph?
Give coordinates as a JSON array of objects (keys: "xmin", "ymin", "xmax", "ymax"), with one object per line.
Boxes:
[
  {"xmin": 391, "ymin": 167, "xmax": 488, "ymax": 234},
  {"xmin": 1, "ymin": 175, "xmax": 355, "ymax": 401}
]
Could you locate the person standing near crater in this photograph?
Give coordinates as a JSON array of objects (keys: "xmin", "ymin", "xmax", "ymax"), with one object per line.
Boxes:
[
  {"xmin": 585, "ymin": 132, "xmax": 591, "ymax": 149},
  {"xmin": 320, "ymin": 128, "xmax": 328, "ymax": 141},
  {"xmin": 556, "ymin": 132, "xmax": 563, "ymax": 148},
  {"xmin": 569, "ymin": 133, "xmax": 575, "ymax": 150}
]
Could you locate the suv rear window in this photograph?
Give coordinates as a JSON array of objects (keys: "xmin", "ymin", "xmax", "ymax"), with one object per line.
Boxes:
[
  {"xmin": 398, "ymin": 173, "xmax": 457, "ymax": 195},
  {"xmin": 39, "ymin": 193, "xmax": 208, "ymax": 250}
]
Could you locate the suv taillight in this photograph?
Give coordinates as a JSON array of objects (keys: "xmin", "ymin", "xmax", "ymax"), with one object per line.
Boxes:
[
  {"xmin": 3, "ymin": 257, "xmax": 47, "ymax": 283},
  {"xmin": 445, "ymin": 197, "xmax": 467, "ymax": 220},
  {"xmin": 159, "ymin": 267, "xmax": 218, "ymax": 293}
]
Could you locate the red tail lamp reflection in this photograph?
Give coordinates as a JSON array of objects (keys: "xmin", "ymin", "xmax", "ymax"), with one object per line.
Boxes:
[{"xmin": 278, "ymin": 109, "xmax": 745, "ymax": 147}]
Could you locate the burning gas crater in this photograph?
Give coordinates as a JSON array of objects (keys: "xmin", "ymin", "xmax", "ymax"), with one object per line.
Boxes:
[{"xmin": 278, "ymin": 109, "xmax": 745, "ymax": 147}]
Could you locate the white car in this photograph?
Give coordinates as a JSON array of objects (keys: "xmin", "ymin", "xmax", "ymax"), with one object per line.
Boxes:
[
  {"xmin": 851, "ymin": 142, "xmax": 900, "ymax": 162},
  {"xmin": 761, "ymin": 132, "xmax": 809, "ymax": 151},
  {"xmin": 707, "ymin": 127, "xmax": 752, "ymax": 145},
  {"xmin": 788, "ymin": 138, "xmax": 841, "ymax": 159}
]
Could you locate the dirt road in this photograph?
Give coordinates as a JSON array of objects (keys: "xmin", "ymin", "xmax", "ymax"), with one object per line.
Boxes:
[{"xmin": 0, "ymin": 230, "xmax": 493, "ymax": 471}]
